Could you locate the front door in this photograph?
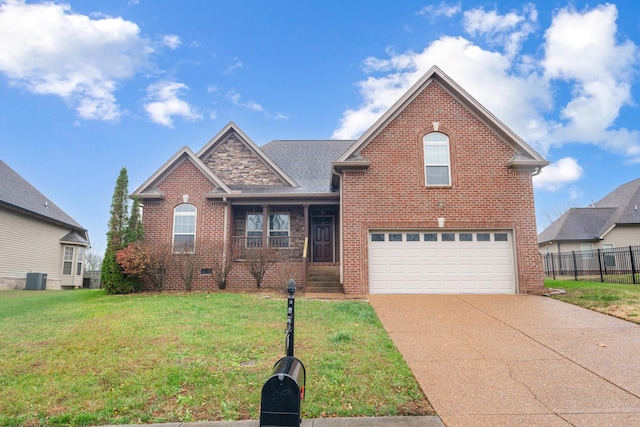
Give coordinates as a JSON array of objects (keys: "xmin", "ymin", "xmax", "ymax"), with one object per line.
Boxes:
[{"xmin": 312, "ymin": 217, "xmax": 334, "ymax": 262}]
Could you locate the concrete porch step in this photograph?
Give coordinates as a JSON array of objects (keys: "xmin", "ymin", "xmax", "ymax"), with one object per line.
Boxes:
[{"xmin": 306, "ymin": 264, "xmax": 342, "ymax": 293}]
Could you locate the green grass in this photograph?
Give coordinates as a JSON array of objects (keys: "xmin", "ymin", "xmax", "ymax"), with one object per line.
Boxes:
[
  {"xmin": 0, "ymin": 290, "xmax": 431, "ymax": 426},
  {"xmin": 545, "ymin": 279, "xmax": 640, "ymax": 323}
]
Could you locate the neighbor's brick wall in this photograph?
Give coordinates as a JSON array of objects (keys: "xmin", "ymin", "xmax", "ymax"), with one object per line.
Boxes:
[{"xmin": 341, "ymin": 81, "xmax": 544, "ymax": 294}]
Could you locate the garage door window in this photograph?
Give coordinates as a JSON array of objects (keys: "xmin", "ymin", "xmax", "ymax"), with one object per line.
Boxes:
[
  {"xmin": 460, "ymin": 233, "xmax": 473, "ymax": 241},
  {"xmin": 371, "ymin": 233, "xmax": 385, "ymax": 242},
  {"xmin": 424, "ymin": 233, "xmax": 437, "ymax": 241},
  {"xmin": 407, "ymin": 233, "xmax": 420, "ymax": 241},
  {"xmin": 477, "ymin": 233, "xmax": 490, "ymax": 241},
  {"xmin": 442, "ymin": 233, "xmax": 455, "ymax": 241},
  {"xmin": 495, "ymin": 233, "xmax": 508, "ymax": 241},
  {"xmin": 389, "ymin": 233, "xmax": 403, "ymax": 241}
]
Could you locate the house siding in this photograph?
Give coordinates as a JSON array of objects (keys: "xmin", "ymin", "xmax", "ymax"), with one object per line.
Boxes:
[
  {"xmin": 340, "ymin": 81, "xmax": 544, "ymax": 294},
  {"xmin": 0, "ymin": 208, "xmax": 65, "ymax": 289}
]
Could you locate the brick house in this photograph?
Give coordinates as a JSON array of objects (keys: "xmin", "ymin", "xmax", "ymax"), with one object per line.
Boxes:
[{"xmin": 133, "ymin": 66, "xmax": 548, "ymax": 294}]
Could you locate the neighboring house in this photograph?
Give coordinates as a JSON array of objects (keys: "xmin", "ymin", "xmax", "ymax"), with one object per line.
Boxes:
[
  {"xmin": 133, "ymin": 66, "xmax": 548, "ymax": 294},
  {"xmin": 538, "ymin": 178, "xmax": 640, "ymax": 255},
  {"xmin": 0, "ymin": 160, "xmax": 90, "ymax": 290}
]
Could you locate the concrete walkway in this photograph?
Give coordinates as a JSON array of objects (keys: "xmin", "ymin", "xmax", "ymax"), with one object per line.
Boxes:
[{"xmin": 368, "ymin": 294, "xmax": 640, "ymax": 426}]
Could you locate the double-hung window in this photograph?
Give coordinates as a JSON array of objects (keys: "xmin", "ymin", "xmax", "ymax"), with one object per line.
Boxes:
[
  {"xmin": 246, "ymin": 213, "xmax": 263, "ymax": 247},
  {"xmin": 63, "ymin": 246, "xmax": 74, "ymax": 275},
  {"xmin": 173, "ymin": 204, "xmax": 196, "ymax": 252},
  {"xmin": 269, "ymin": 213, "xmax": 290, "ymax": 248},
  {"xmin": 424, "ymin": 132, "xmax": 451, "ymax": 186},
  {"xmin": 76, "ymin": 247, "xmax": 84, "ymax": 275}
]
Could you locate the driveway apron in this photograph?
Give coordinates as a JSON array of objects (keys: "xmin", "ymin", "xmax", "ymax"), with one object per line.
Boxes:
[{"xmin": 368, "ymin": 295, "xmax": 640, "ymax": 427}]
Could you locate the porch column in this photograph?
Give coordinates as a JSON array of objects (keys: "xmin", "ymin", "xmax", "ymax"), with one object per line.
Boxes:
[
  {"xmin": 303, "ymin": 204, "xmax": 309, "ymax": 289},
  {"xmin": 262, "ymin": 204, "xmax": 268, "ymax": 247}
]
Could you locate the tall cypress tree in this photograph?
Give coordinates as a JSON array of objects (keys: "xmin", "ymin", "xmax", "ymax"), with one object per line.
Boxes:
[
  {"xmin": 124, "ymin": 196, "xmax": 144, "ymax": 245},
  {"xmin": 101, "ymin": 167, "xmax": 136, "ymax": 294}
]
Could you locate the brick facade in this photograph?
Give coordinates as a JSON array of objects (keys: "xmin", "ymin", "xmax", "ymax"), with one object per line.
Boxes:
[
  {"xmin": 136, "ymin": 69, "xmax": 546, "ymax": 295},
  {"xmin": 340, "ymin": 81, "xmax": 544, "ymax": 294}
]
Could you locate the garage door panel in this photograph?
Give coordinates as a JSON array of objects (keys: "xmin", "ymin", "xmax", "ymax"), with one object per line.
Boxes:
[{"xmin": 369, "ymin": 230, "xmax": 515, "ymax": 294}]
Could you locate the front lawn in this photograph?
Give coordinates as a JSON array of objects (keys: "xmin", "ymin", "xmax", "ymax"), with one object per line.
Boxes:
[
  {"xmin": 0, "ymin": 290, "xmax": 432, "ymax": 426},
  {"xmin": 545, "ymin": 279, "xmax": 640, "ymax": 324}
]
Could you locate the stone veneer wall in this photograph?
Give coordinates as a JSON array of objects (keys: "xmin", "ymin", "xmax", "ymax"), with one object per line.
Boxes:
[{"xmin": 203, "ymin": 133, "xmax": 283, "ymax": 186}]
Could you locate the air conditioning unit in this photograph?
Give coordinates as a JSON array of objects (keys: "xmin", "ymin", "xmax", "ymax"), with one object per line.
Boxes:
[{"xmin": 25, "ymin": 272, "xmax": 47, "ymax": 290}]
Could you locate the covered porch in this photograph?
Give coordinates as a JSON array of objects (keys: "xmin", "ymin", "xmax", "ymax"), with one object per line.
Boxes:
[{"xmin": 224, "ymin": 198, "xmax": 342, "ymax": 292}]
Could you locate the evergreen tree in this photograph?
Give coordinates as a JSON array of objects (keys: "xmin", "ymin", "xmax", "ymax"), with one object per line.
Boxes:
[
  {"xmin": 124, "ymin": 196, "xmax": 144, "ymax": 245},
  {"xmin": 101, "ymin": 167, "xmax": 139, "ymax": 294}
]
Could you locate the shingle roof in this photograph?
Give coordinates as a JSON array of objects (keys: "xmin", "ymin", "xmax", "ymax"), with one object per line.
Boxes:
[
  {"xmin": 538, "ymin": 178, "xmax": 640, "ymax": 244},
  {"xmin": 260, "ymin": 140, "xmax": 354, "ymax": 193},
  {"xmin": 0, "ymin": 160, "xmax": 87, "ymax": 232},
  {"xmin": 594, "ymin": 177, "xmax": 640, "ymax": 225},
  {"xmin": 538, "ymin": 208, "xmax": 617, "ymax": 243}
]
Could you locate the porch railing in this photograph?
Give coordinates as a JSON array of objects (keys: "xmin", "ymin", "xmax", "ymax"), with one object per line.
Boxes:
[{"xmin": 231, "ymin": 236, "xmax": 306, "ymax": 260}]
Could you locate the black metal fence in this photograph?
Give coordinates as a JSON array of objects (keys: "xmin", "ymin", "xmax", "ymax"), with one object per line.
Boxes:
[{"xmin": 543, "ymin": 246, "xmax": 640, "ymax": 284}]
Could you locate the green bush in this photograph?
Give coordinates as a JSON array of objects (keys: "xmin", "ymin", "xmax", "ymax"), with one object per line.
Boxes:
[{"xmin": 101, "ymin": 251, "xmax": 141, "ymax": 294}]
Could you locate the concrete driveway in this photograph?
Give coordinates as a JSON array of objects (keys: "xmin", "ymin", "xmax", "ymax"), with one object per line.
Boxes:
[{"xmin": 368, "ymin": 294, "xmax": 640, "ymax": 427}]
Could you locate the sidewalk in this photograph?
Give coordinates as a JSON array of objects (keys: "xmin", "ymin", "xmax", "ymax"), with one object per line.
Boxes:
[{"xmin": 100, "ymin": 416, "xmax": 445, "ymax": 427}]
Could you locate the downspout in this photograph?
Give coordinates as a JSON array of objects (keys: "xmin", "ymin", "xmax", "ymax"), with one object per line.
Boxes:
[
  {"xmin": 332, "ymin": 168, "xmax": 344, "ymax": 285},
  {"xmin": 303, "ymin": 204, "xmax": 309, "ymax": 289}
]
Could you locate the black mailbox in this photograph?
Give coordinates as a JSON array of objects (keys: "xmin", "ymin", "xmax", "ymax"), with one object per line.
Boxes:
[
  {"xmin": 260, "ymin": 279, "xmax": 305, "ymax": 427},
  {"xmin": 260, "ymin": 356, "xmax": 305, "ymax": 426}
]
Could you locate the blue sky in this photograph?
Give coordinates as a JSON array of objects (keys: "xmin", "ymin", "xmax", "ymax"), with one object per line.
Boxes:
[{"xmin": 1, "ymin": 0, "xmax": 639, "ymax": 256}]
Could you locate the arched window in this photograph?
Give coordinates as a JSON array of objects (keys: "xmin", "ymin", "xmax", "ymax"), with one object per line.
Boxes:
[
  {"xmin": 173, "ymin": 204, "xmax": 196, "ymax": 252},
  {"xmin": 423, "ymin": 132, "xmax": 451, "ymax": 186}
]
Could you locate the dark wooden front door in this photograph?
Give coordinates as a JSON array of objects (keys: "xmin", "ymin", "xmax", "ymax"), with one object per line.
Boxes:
[{"xmin": 313, "ymin": 217, "xmax": 333, "ymax": 262}]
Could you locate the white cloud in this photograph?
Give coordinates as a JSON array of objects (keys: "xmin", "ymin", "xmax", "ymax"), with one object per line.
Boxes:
[
  {"xmin": 416, "ymin": 2, "xmax": 461, "ymax": 19},
  {"xmin": 463, "ymin": 4, "xmax": 537, "ymax": 58},
  {"xmin": 541, "ymin": 4, "xmax": 640, "ymax": 159},
  {"xmin": 224, "ymin": 58, "xmax": 243, "ymax": 74},
  {"xmin": 333, "ymin": 35, "xmax": 551, "ymax": 141},
  {"xmin": 227, "ymin": 90, "xmax": 263, "ymax": 112},
  {"xmin": 144, "ymin": 81, "xmax": 202, "ymax": 128},
  {"xmin": 0, "ymin": 0, "xmax": 152, "ymax": 120},
  {"xmin": 533, "ymin": 157, "xmax": 583, "ymax": 191},
  {"xmin": 162, "ymin": 34, "xmax": 181, "ymax": 49},
  {"xmin": 333, "ymin": 3, "xmax": 640, "ymax": 165}
]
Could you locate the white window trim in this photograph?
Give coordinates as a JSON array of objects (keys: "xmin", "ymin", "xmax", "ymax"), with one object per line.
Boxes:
[
  {"xmin": 76, "ymin": 247, "xmax": 84, "ymax": 276},
  {"xmin": 63, "ymin": 246, "xmax": 74, "ymax": 275},
  {"xmin": 173, "ymin": 204, "xmax": 197, "ymax": 253},
  {"xmin": 423, "ymin": 132, "xmax": 451, "ymax": 186}
]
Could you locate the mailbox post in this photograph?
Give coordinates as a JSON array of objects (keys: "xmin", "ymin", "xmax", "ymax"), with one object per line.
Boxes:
[{"xmin": 260, "ymin": 279, "xmax": 306, "ymax": 427}]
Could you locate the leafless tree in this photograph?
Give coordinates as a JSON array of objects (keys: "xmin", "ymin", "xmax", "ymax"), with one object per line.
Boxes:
[
  {"xmin": 244, "ymin": 246, "xmax": 279, "ymax": 289},
  {"xmin": 144, "ymin": 242, "xmax": 173, "ymax": 291},
  {"xmin": 204, "ymin": 241, "xmax": 239, "ymax": 290},
  {"xmin": 172, "ymin": 242, "xmax": 202, "ymax": 291}
]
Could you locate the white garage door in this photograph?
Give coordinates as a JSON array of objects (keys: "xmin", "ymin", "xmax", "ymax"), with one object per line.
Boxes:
[{"xmin": 368, "ymin": 230, "xmax": 515, "ymax": 294}]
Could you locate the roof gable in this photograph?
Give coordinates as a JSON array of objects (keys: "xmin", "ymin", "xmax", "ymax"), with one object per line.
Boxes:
[
  {"xmin": 197, "ymin": 122, "xmax": 298, "ymax": 188},
  {"xmin": 538, "ymin": 208, "xmax": 617, "ymax": 244},
  {"xmin": 594, "ymin": 177, "xmax": 640, "ymax": 225},
  {"xmin": 0, "ymin": 160, "xmax": 87, "ymax": 233},
  {"xmin": 132, "ymin": 146, "xmax": 231, "ymax": 199},
  {"xmin": 337, "ymin": 66, "xmax": 548, "ymax": 172},
  {"xmin": 538, "ymin": 178, "xmax": 640, "ymax": 243}
]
